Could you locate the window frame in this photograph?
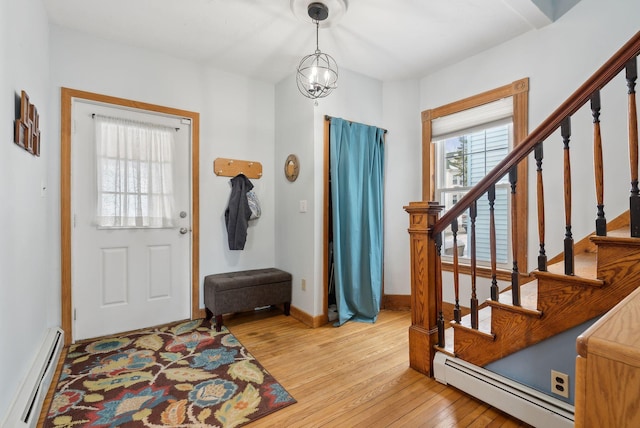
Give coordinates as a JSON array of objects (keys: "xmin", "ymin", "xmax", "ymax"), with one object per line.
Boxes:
[{"xmin": 421, "ymin": 78, "xmax": 529, "ymax": 280}]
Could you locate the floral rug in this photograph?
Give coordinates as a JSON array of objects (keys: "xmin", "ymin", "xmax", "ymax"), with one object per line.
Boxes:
[{"xmin": 44, "ymin": 319, "xmax": 295, "ymax": 427}]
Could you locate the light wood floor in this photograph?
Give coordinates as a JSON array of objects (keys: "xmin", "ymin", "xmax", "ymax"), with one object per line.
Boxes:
[
  {"xmin": 40, "ymin": 309, "xmax": 531, "ymax": 427},
  {"xmin": 224, "ymin": 308, "xmax": 532, "ymax": 427}
]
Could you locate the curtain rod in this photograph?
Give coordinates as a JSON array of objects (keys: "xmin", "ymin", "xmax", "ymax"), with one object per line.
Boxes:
[
  {"xmin": 91, "ymin": 113, "xmax": 180, "ymax": 131},
  {"xmin": 324, "ymin": 115, "xmax": 387, "ymax": 134}
]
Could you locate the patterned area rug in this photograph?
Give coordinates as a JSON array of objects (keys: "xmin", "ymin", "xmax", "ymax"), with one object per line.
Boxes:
[{"xmin": 44, "ymin": 319, "xmax": 295, "ymax": 427}]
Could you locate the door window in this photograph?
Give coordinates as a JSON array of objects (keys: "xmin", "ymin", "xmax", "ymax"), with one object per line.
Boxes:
[{"xmin": 94, "ymin": 115, "xmax": 176, "ymax": 228}]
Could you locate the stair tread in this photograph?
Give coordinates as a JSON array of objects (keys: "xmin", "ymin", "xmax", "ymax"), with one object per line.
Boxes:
[
  {"xmin": 606, "ymin": 227, "xmax": 630, "ymax": 238},
  {"xmin": 546, "ymin": 251, "xmax": 597, "ymax": 278},
  {"xmin": 497, "ymin": 280, "xmax": 538, "ymax": 310},
  {"xmin": 591, "ymin": 227, "xmax": 640, "ymax": 246},
  {"xmin": 452, "ymin": 280, "xmax": 539, "ymax": 335},
  {"xmin": 453, "ymin": 306, "xmax": 493, "ymax": 333}
]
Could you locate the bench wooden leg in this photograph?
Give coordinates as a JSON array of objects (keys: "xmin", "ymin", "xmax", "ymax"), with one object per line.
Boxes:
[
  {"xmin": 284, "ymin": 302, "xmax": 291, "ymax": 316},
  {"xmin": 215, "ymin": 315, "xmax": 223, "ymax": 332}
]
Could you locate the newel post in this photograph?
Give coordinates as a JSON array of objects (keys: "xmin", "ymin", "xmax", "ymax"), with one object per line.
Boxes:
[{"xmin": 404, "ymin": 201, "xmax": 444, "ymax": 376}]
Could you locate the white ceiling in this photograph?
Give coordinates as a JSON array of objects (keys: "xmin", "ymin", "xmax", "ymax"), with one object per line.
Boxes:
[{"xmin": 43, "ymin": 0, "xmax": 579, "ymax": 84}]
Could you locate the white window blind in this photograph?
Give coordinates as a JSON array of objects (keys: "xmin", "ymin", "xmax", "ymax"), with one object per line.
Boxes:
[
  {"xmin": 95, "ymin": 115, "xmax": 176, "ymax": 228},
  {"xmin": 432, "ymin": 97, "xmax": 513, "ymax": 139}
]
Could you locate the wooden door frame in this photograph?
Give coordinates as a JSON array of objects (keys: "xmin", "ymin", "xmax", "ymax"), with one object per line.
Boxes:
[
  {"xmin": 322, "ymin": 118, "xmax": 331, "ymax": 324},
  {"xmin": 60, "ymin": 87, "xmax": 202, "ymax": 345}
]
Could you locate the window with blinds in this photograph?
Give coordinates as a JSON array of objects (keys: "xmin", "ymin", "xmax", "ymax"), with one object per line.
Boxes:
[{"xmin": 434, "ymin": 103, "xmax": 513, "ymax": 266}]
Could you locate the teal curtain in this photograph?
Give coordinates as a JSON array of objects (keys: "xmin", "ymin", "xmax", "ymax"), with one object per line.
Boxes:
[{"xmin": 330, "ymin": 117, "xmax": 385, "ymax": 326}]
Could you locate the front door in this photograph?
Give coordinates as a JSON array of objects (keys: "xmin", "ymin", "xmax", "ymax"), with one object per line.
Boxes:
[{"xmin": 71, "ymin": 100, "xmax": 191, "ymax": 341}]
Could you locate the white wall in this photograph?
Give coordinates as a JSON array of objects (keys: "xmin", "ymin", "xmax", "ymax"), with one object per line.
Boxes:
[
  {"xmin": 382, "ymin": 80, "xmax": 422, "ymax": 295},
  {"xmin": 418, "ymin": 0, "xmax": 640, "ymax": 292},
  {"xmin": 198, "ymin": 67, "xmax": 276, "ymax": 304},
  {"xmin": 274, "ymin": 74, "xmax": 315, "ymax": 315},
  {"xmin": 0, "ymin": 0, "xmax": 53, "ymax": 420},
  {"xmin": 49, "ymin": 25, "xmax": 276, "ymax": 315}
]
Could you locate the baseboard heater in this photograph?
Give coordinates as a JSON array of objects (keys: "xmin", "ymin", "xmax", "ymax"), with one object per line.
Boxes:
[
  {"xmin": 433, "ymin": 352, "xmax": 574, "ymax": 428},
  {"xmin": 3, "ymin": 327, "xmax": 64, "ymax": 428}
]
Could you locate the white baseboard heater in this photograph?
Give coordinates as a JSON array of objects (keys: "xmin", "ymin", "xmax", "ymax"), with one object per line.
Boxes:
[
  {"xmin": 3, "ymin": 327, "xmax": 64, "ymax": 428},
  {"xmin": 433, "ymin": 352, "xmax": 574, "ymax": 428}
]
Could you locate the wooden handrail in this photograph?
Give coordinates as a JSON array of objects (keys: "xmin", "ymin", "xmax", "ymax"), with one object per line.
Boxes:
[{"xmin": 433, "ymin": 31, "xmax": 640, "ymax": 235}]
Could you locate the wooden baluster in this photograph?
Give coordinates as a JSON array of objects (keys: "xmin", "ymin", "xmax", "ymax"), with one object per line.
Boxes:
[
  {"xmin": 452, "ymin": 217, "xmax": 461, "ymax": 323},
  {"xmin": 488, "ymin": 185, "xmax": 498, "ymax": 301},
  {"xmin": 535, "ymin": 143, "xmax": 547, "ymax": 271},
  {"xmin": 435, "ymin": 231, "xmax": 445, "ymax": 347},
  {"xmin": 562, "ymin": 117, "xmax": 575, "ymax": 275},
  {"xmin": 627, "ymin": 58, "xmax": 639, "ymax": 237},
  {"xmin": 470, "ymin": 201, "xmax": 478, "ymax": 329},
  {"xmin": 592, "ymin": 91, "xmax": 606, "ymax": 236},
  {"xmin": 509, "ymin": 166, "xmax": 520, "ymax": 306}
]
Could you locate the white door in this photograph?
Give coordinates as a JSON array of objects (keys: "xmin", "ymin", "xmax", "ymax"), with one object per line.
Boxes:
[{"xmin": 71, "ymin": 100, "xmax": 191, "ymax": 341}]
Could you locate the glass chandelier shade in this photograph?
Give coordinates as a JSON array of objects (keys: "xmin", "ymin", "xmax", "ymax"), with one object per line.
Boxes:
[{"xmin": 296, "ymin": 4, "xmax": 339, "ymax": 100}]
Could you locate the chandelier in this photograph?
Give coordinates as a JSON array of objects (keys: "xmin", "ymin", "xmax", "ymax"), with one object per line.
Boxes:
[{"xmin": 296, "ymin": 2, "xmax": 339, "ymax": 100}]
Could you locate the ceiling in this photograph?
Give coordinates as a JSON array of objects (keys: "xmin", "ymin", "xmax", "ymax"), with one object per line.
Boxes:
[{"xmin": 43, "ymin": 0, "xmax": 580, "ymax": 84}]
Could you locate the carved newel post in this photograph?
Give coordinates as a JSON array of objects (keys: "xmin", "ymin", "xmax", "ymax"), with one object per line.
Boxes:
[{"xmin": 404, "ymin": 201, "xmax": 444, "ymax": 376}]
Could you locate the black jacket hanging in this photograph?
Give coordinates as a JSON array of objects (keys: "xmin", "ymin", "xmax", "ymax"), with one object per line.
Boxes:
[{"xmin": 224, "ymin": 174, "xmax": 253, "ymax": 250}]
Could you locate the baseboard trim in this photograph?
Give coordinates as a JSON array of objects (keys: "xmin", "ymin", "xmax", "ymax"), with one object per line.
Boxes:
[
  {"xmin": 382, "ymin": 294, "xmax": 411, "ymax": 310},
  {"xmin": 379, "ymin": 295, "xmax": 473, "ymax": 319},
  {"xmin": 290, "ymin": 305, "xmax": 327, "ymax": 328}
]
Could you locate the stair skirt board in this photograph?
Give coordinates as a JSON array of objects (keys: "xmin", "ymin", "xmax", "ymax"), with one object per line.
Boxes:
[
  {"xmin": 3, "ymin": 327, "xmax": 64, "ymax": 428},
  {"xmin": 434, "ymin": 352, "xmax": 574, "ymax": 428}
]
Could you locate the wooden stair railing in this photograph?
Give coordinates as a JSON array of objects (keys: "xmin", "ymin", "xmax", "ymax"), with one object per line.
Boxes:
[{"xmin": 405, "ymin": 31, "xmax": 640, "ymax": 377}]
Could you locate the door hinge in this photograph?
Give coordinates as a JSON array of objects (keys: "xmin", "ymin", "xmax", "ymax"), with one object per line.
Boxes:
[
  {"xmin": 74, "ymin": 308, "xmax": 77, "ymax": 321},
  {"xmin": 73, "ymin": 214, "xmax": 77, "ymax": 228}
]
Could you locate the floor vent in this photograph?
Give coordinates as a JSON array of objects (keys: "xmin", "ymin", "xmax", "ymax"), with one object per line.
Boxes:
[
  {"xmin": 3, "ymin": 327, "xmax": 64, "ymax": 428},
  {"xmin": 434, "ymin": 352, "xmax": 574, "ymax": 428}
]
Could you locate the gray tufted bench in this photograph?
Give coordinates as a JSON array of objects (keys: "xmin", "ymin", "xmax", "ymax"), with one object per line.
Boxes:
[{"xmin": 204, "ymin": 268, "xmax": 292, "ymax": 331}]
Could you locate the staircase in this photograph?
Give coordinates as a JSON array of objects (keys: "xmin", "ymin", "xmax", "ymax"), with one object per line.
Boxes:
[
  {"xmin": 449, "ymin": 219, "xmax": 640, "ymax": 367},
  {"xmin": 404, "ymin": 30, "xmax": 640, "ymax": 378}
]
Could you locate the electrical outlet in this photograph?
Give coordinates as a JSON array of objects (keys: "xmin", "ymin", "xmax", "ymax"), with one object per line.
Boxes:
[
  {"xmin": 551, "ymin": 370, "xmax": 570, "ymax": 398},
  {"xmin": 301, "ymin": 279, "xmax": 306, "ymax": 291}
]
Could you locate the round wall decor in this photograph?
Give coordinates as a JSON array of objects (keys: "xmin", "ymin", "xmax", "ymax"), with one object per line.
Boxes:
[{"xmin": 284, "ymin": 154, "xmax": 300, "ymax": 182}]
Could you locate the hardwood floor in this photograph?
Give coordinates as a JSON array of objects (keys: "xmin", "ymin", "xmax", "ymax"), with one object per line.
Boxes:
[
  {"xmin": 39, "ymin": 309, "xmax": 531, "ymax": 427},
  {"xmin": 224, "ymin": 308, "xmax": 532, "ymax": 427}
]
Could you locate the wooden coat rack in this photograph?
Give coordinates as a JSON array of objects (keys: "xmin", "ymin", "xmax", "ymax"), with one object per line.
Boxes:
[{"xmin": 213, "ymin": 158, "xmax": 263, "ymax": 179}]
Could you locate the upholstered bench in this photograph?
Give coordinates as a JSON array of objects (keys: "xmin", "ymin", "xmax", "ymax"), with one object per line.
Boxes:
[{"xmin": 204, "ymin": 268, "xmax": 292, "ymax": 331}]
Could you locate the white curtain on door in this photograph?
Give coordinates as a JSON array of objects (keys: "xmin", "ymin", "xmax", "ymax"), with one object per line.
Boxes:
[{"xmin": 94, "ymin": 115, "xmax": 176, "ymax": 228}]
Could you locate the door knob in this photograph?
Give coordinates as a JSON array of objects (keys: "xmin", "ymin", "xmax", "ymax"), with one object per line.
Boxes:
[{"xmin": 179, "ymin": 227, "xmax": 189, "ymax": 235}]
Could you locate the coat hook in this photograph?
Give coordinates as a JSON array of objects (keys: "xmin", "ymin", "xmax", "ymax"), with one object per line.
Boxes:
[{"xmin": 228, "ymin": 160, "xmax": 233, "ymax": 165}]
